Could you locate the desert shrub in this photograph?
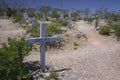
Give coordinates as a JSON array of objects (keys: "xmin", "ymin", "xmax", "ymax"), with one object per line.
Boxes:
[
  {"xmin": 55, "ymin": 19, "xmax": 67, "ymax": 26},
  {"xmin": 74, "ymin": 42, "xmax": 78, "ymax": 46},
  {"xmin": 49, "ymin": 72, "xmax": 58, "ymax": 79},
  {"xmin": 71, "ymin": 13, "xmax": 77, "ymax": 21},
  {"xmin": 111, "ymin": 23, "xmax": 120, "ymax": 41},
  {"xmin": 46, "ymin": 23, "xmax": 61, "ymax": 36},
  {"xmin": 88, "ymin": 17, "xmax": 94, "ymax": 23},
  {"xmin": 65, "ymin": 34, "xmax": 70, "ymax": 37},
  {"xmin": 45, "ymin": 76, "xmax": 50, "ymax": 80},
  {"xmin": 99, "ymin": 25, "xmax": 111, "ymax": 35},
  {"xmin": 6, "ymin": 8, "xmax": 16, "ymax": 17},
  {"xmin": 51, "ymin": 11, "xmax": 60, "ymax": 19},
  {"xmin": 36, "ymin": 13, "xmax": 43, "ymax": 20},
  {"xmin": 0, "ymin": 38, "xmax": 32, "ymax": 80},
  {"xmin": 74, "ymin": 47, "xmax": 77, "ymax": 50},
  {"xmin": 12, "ymin": 14, "xmax": 23, "ymax": 23},
  {"xmin": 45, "ymin": 72, "xmax": 58, "ymax": 80},
  {"xmin": 64, "ymin": 13, "xmax": 68, "ymax": 18},
  {"xmin": 31, "ymin": 23, "xmax": 40, "ymax": 37}
]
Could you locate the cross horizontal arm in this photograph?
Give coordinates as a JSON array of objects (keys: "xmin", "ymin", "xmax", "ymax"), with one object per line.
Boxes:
[
  {"xmin": 45, "ymin": 36, "xmax": 58, "ymax": 42},
  {"xmin": 26, "ymin": 38, "xmax": 42, "ymax": 44},
  {"xmin": 26, "ymin": 36, "xmax": 58, "ymax": 44}
]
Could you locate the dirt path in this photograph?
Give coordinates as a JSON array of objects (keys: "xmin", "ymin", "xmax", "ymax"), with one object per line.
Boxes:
[
  {"xmin": 0, "ymin": 19, "xmax": 25, "ymax": 43},
  {"xmin": 25, "ymin": 20, "xmax": 120, "ymax": 80}
]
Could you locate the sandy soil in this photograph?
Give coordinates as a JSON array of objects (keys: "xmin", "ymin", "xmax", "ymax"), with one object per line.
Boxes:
[{"xmin": 0, "ymin": 19, "xmax": 25, "ymax": 43}]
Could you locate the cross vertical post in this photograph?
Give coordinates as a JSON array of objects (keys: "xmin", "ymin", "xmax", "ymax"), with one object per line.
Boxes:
[
  {"xmin": 95, "ymin": 20, "xmax": 99, "ymax": 29},
  {"xmin": 26, "ymin": 22, "xmax": 58, "ymax": 73},
  {"xmin": 40, "ymin": 23, "xmax": 46, "ymax": 72},
  {"xmin": 68, "ymin": 11, "xmax": 71, "ymax": 27}
]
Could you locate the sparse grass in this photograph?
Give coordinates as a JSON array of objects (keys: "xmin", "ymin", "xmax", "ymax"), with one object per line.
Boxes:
[
  {"xmin": 45, "ymin": 71, "xmax": 58, "ymax": 80},
  {"xmin": 74, "ymin": 42, "xmax": 78, "ymax": 46},
  {"xmin": 74, "ymin": 47, "xmax": 77, "ymax": 50},
  {"xmin": 65, "ymin": 34, "xmax": 70, "ymax": 37},
  {"xmin": 45, "ymin": 76, "xmax": 50, "ymax": 80},
  {"xmin": 49, "ymin": 71, "xmax": 58, "ymax": 79}
]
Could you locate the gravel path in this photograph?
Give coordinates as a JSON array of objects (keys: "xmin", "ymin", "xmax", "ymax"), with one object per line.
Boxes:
[{"xmin": 25, "ymin": 20, "xmax": 120, "ymax": 80}]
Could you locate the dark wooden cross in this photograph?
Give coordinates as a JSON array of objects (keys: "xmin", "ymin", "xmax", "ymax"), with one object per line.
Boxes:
[{"xmin": 26, "ymin": 23, "xmax": 58, "ymax": 72}]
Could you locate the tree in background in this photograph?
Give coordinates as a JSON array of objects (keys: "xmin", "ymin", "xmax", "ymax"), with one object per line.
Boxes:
[
  {"xmin": 84, "ymin": 8, "xmax": 90, "ymax": 20},
  {"xmin": 71, "ymin": 12, "xmax": 77, "ymax": 21},
  {"xmin": 95, "ymin": 7, "xmax": 110, "ymax": 20},
  {"xmin": 0, "ymin": 0, "xmax": 8, "ymax": 16},
  {"xmin": 6, "ymin": 7, "xmax": 17, "ymax": 17},
  {"xmin": 26, "ymin": 8, "xmax": 36, "ymax": 17},
  {"xmin": 76, "ymin": 9, "xmax": 81, "ymax": 20},
  {"xmin": 51, "ymin": 8, "xmax": 60, "ymax": 19}
]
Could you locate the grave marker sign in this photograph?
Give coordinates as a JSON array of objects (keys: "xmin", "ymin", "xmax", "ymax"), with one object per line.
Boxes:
[
  {"xmin": 23, "ymin": 12, "xmax": 28, "ymax": 19},
  {"xmin": 95, "ymin": 20, "xmax": 99, "ymax": 29},
  {"xmin": 26, "ymin": 23, "xmax": 58, "ymax": 72},
  {"xmin": 68, "ymin": 11, "xmax": 72, "ymax": 27},
  {"xmin": 32, "ymin": 17, "xmax": 37, "ymax": 24}
]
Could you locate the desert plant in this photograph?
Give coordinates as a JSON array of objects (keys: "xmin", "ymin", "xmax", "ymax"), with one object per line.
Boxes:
[
  {"xmin": 45, "ymin": 72, "xmax": 58, "ymax": 80},
  {"xmin": 0, "ymin": 38, "xmax": 32, "ymax": 80},
  {"xmin": 49, "ymin": 72, "xmax": 58, "ymax": 79},
  {"xmin": 111, "ymin": 23, "xmax": 120, "ymax": 41},
  {"xmin": 12, "ymin": 14, "xmax": 23, "ymax": 23},
  {"xmin": 99, "ymin": 25, "xmax": 111, "ymax": 35},
  {"xmin": 65, "ymin": 34, "xmax": 70, "ymax": 37},
  {"xmin": 55, "ymin": 19, "xmax": 67, "ymax": 26},
  {"xmin": 74, "ymin": 47, "xmax": 77, "ymax": 50},
  {"xmin": 74, "ymin": 42, "xmax": 78, "ymax": 46},
  {"xmin": 87, "ymin": 17, "xmax": 94, "ymax": 23},
  {"xmin": 31, "ymin": 23, "xmax": 40, "ymax": 37},
  {"xmin": 45, "ymin": 76, "xmax": 50, "ymax": 80},
  {"xmin": 46, "ymin": 23, "xmax": 61, "ymax": 36},
  {"xmin": 71, "ymin": 12, "xmax": 78, "ymax": 21}
]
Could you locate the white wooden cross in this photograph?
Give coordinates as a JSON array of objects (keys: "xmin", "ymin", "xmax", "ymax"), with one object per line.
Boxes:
[
  {"xmin": 68, "ymin": 11, "xmax": 72, "ymax": 27},
  {"xmin": 26, "ymin": 23, "xmax": 58, "ymax": 72}
]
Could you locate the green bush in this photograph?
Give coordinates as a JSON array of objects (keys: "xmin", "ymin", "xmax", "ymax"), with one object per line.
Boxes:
[
  {"xmin": 74, "ymin": 42, "xmax": 78, "ymax": 46},
  {"xmin": 0, "ymin": 38, "xmax": 32, "ymax": 80},
  {"xmin": 88, "ymin": 17, "xmax": 94, "ymax": 23},
  {"xmin": 55, "ymin": 19, "xmax": 67, "ymax": 26},
  {"xmin": 49, "ymin": 72, "xmax": 58, "ymax": 79},
  {"xmin": 65, "ymin": 34, "xmax": 70, "ymax": 37},
  {"xmin": 6, "ymin": 8, "xmax": 16, "ymax": 17},
  {"xmin": 111, "ymin": 23, "xmax": 120, "ymax": 41},
  {"xmin": 46, "ymin": 23, "xmax": 61, "ymax": 36},
  {"xmin": 99, "ymin": 25, "xmax": 111, "ymax": 35},
  {"xmin": 71, "ymin": 13, "xmax": 77, "ymax": 21},
  {"xmin": 12, "ymin": 14, "xmax": 23, "ymax": 23},
  {"xmin": 31, "ymin": 23, "xmax": 40, "ymax": 37},
  {"xmin": 45, "ymin": 76, "xmax": 50, "ymax": 80}
]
